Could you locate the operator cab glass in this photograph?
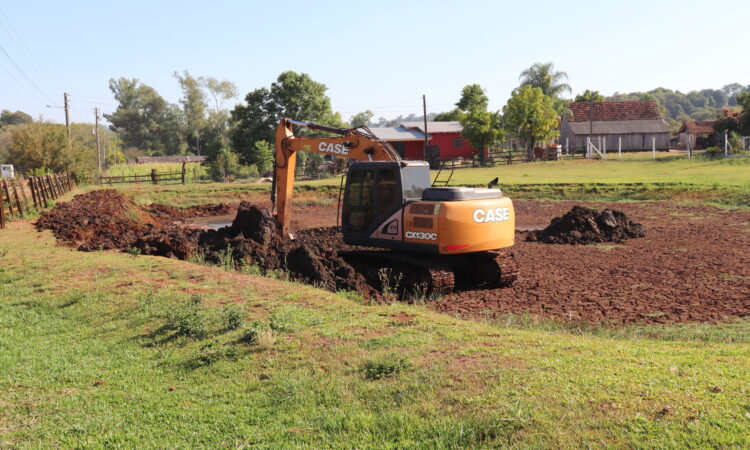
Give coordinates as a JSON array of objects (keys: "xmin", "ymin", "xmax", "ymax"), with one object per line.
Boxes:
[{"xmin": 342, "ymin": 161, "xmax": 427, "ymax": 236}]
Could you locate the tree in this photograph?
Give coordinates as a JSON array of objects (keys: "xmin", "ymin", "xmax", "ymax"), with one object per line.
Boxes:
[
  {"xmin": 174, "ymin": 70, "xmax": 206, "ymax": 155},
  {"xmin": 201, "ymin": 76, "xmax": 237, "ymax": 150},
  {"xmin": 433, "ymin": 109, "xmax": 464, "ymax": 122},
  {"xmin": 1, "ymin": 110, "xmax": 33, "ymax": 126},
  {"xmin": 350, "ymin": 110, "xmax": 374, "ymax": 127},
  {"xmin": 5, "ymin": 123, "xmax": 95, "ymax": 175},
  {"xmin": 574, "ymin": 90, "xmax": 604, "ymax": 103},
  {"xmin": 460, "ymin": 110, "xmax": 504, "ymax": 165},
  {"xmin": 456, "ymin": 84, "xmax": 488, "ymax": 112},
  {"xmin": 519, "ymin": 62, "xmax": 571, "ymax": 99},
  {"xmin": 231, "ymin": 71, "xmax": 343, "ymax": 164},
  {"xmin": 105, "ymin": 77, "xmax": 183, "ymax": 155},
  {"xmin": 247, "ymin": 140, "xmax": 273, "ymax": 175},
  {"xmin": 502, "ymin": 85, "xmax": 559, "ymax": 161}
]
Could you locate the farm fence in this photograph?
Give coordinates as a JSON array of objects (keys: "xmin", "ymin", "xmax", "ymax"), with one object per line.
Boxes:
[
  {"xmin": 0, "ymin": 173, "xmax": 76, "ymax": 229},
  {"xmin": 99, "ymin": 162, "xmax": 189, "ymax": 186}
]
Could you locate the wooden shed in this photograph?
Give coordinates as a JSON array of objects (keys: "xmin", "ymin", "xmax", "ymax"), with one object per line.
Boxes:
[{"xmin": 560, "ymin": 101, "xmax": 670, "ymax": 153}]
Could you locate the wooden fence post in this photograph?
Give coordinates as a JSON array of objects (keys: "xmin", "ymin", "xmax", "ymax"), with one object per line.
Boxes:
[
  {"xmin": 45, "ymin": 175, "xmax": 57, "ymax": 200},
  {"xmin": 29, "ymin": 177, "xmax": 38, "ymax": 208},
  {"xmin": 17, "ymin": 178, "xmax": 30, "ymax": 211},
  {"xmin": 55, "ymin": 175, "xmax": 64, "ymax": 196},
  {"xmin": 2, "ymin": 181, "xmax": 13, "ymax": 217},
  {"xmin": 0, "ymin": 182, "xmax": 5, "ymax": 229},
  {"xmin": 10, "ymin": 180, "xmax": 23, "ymax": 217},
  {"xmin": 151, "ymin": 168, "xmax": 158, "ymax": 185},
  {"xmin": 181, "ymin": 162, "xmax": 186, "ymax": 184},
  {"xmin": 39, "ymin": 177, "xmax": 49, "ymax": 208}
]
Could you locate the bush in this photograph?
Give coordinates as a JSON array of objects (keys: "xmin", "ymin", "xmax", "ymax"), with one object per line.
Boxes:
[
  {"xmin": 698, "ymin": 147, "xmax": 724, "ymax": 160},
  {"xmin": 220, "ymin": 304, "xmax": 245, "ymax": 330},
  {"xmin": 208, "ymin": 148, "xmax": 243, "ymax": 181},
  {"xmin": 361, "ymin": 354, "xmax": 411, "ymax": 380},
  {"xmin": 164, "ymin": 295, "xmax": 208, "ymax": 338}
]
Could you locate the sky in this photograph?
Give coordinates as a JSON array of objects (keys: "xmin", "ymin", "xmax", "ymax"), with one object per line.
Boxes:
[{"xmin": 1, "ymin": 0, "xmax": 749, "ymax": 125}]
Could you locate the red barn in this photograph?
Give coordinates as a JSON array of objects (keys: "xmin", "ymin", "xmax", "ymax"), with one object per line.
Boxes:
[
  {"xmin": 368, "ymin": 127, "xmax": 428, "ymax": 160},
  {"xmin": 401, "ymin": 121, "xmax": 479, "ymax": 161}
]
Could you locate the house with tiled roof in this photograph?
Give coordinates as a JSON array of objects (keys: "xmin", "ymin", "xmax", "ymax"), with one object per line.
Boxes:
[
  {"xmin": 560, "ymin": 100, "xmax": 670, "ymax": 153},
  {"xmin": 677, "ymin": 120, "xmax": 717, "ymax": 150}
]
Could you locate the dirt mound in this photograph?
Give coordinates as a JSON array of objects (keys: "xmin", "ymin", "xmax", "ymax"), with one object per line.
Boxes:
[
  {"xmin": 38, "ymin": 191, "xmax": 376, "ymax": 298},
  {"xmin": 229, "ymin": 201, "xmax": 279, "ymax": 245},
  {"xmin": 36, "ymin": 190, "xmax": 157, "ymax": 251},
  {"xmin": 526, "ymin": 206, "xmax": 645, "ymax": 244}
]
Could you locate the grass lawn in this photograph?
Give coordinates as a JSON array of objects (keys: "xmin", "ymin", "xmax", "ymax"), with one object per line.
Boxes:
[
  {"xmin": 91, "ymin": 155, "xmax": 750, "ymax": 209},
  {"xmin": 2, "ymin": 216, "xmax": 750, "ymax": 447}
]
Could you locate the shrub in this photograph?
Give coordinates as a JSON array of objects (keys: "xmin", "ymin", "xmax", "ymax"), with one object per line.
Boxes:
[
  {"xmin": 361, "ymin": 354, "xmax": 411, "ymax": 380},
  {"xmin": 164, "ymin": 295, "xmax": 208, "ymax": 338},
  {"xmin": 220, "ymin": 304, "xmax": 245, "ymax": 330}
]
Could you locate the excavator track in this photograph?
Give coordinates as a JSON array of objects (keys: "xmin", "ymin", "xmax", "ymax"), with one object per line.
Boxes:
[
  {"xmin": 340, "ymin": 249, "xmax": 517, "ymax": 299},
  {"xmin": 340, "ymin": 250, "xmax": 455, "ymax": 298}
]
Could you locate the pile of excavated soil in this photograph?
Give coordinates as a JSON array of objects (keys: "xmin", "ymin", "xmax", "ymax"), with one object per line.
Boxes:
[
  {"xmin": 36, "ymin": 193, "xmax": 376, "ymax": 299},
  {"xmin": 526, "ymin": 205, "xmax": 645, "ymax": 244}
]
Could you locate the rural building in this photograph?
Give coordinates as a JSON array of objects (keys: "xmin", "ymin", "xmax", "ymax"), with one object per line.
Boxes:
[
  {"xmin": 368, "ymin": 127, "xmax": 429, "ymax": 160},
  {"xmin": 677, "ymin": 120, "xmax": 718, "ymax": 150},
  {"xmin": 401, "ymin": 121, "xmax": 480, "ymax": 161},
  {"xmin": 559, "ymin": 101, "xmax": 670, "ymax": 152}
]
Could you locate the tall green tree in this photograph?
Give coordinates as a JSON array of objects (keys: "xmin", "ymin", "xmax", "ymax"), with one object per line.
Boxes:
[
  {"xmin": 456, "ymin": 84, "xmax": 489, "ymax": 112},
  {"xmin": 502, "ymin": 85, "xmax": 559, "ymax": 161},
  {"xmin": 574, "ymin": 89, "xmax": 604, "ymax": 103},
  {"xmin": 230, "ymin": 71, "xmax": 342, "ymax": 165},
  {"xmin": 105, "ymin": 77, "xmax": 183, "ymax": 155},
  {"xmin": 519, "ymin": 62, "xmax": 571, "ymax": 98},
  {"xmin": 460, "ymin": 110, "xmax": 504, "ymax": 165},
  {"xmin": 201, "ymin": 76, "xmax": 237, "ymax": 152},
  {"xmin": 350, "ymin": 110, "xmax": 374, "ymax": 127},
  {"xmin": 174, "ymin": 70, "xmax": 206, "ymax": 155}
]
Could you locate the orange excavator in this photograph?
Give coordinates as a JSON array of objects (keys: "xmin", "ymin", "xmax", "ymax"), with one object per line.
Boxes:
[{"xmin": 272, "ymin": 118, "xmax": 518, "ymax": 295}]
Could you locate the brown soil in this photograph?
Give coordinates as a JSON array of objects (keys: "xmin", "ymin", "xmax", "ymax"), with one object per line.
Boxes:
[{"xmin": 37, "ymin": 190, "xmax": 750, "ymax": 325}]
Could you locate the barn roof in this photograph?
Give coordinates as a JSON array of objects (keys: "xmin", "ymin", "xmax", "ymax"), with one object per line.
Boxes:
[
  {"xmin": 368, "ymin": 127, "xmax": 428, "ymax": 141},
  {"xmin": 569, "ymin": 101, "xmax": 662, "ymax": 122},
  {"xmin": 401, "ymin": 121, "xmax": 463, "ymax": 133},
  {"xmin": 568, "ymin": 119, "xmax": 670, "ymax": 135},
  {"xmin": 678, "ymin": 120, "xmax": 716, "ymax": 134}
]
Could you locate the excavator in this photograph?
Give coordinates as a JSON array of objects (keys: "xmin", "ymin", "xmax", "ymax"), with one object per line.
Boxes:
[{"xmin": 272, "ymin": 117, "xmax": 518, "ymax": 296}]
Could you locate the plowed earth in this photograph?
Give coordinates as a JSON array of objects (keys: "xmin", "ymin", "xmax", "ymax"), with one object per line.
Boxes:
[{"xmin": 37, "ymin": 190, "xmax": 750, "ymax": 325}]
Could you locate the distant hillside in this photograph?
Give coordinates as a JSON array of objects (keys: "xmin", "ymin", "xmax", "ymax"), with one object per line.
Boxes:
[{"xmin": 606, "ymin": 83, "xmax": 749, "ymax": 131}]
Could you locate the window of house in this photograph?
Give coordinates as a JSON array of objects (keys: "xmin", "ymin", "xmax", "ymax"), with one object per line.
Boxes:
[{"xmin": 453, "ymin": 137, "xmax": 464, "ymax": 149}]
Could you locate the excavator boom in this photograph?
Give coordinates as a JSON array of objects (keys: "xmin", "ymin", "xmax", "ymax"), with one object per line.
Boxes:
[{"xmin": 273, "ymin": 118, "xmax": 400, "ymax": 237}]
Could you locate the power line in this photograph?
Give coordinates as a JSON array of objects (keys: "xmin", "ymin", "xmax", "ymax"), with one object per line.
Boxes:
[
  {"xmin": 0, "ymin": 43, "xmax": 58, "ymax": 106},
  {"xmin": 0, "ymin": 5, "xmax": 58, "ymax": 91},
  {"xmin": 0, "ymin": 60, "xmax": 48, "ymax": 106}
]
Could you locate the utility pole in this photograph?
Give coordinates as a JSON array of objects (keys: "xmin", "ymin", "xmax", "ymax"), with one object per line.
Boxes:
[
  {"xmin": 64, "ymin": 93, "xmax": 71, "ymax": 138},
  {"xmin": 94, "ymin": 108, "xmax": 102, "ymax": 173},
  {"xmin": 422, "ymin": 94, "xmax": 428, "ymax": 160}
]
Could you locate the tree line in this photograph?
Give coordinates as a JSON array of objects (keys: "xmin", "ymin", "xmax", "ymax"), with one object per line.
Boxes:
[{"xmin": 2, "ymin": 64, "xmax": 749, "ymax": 178}]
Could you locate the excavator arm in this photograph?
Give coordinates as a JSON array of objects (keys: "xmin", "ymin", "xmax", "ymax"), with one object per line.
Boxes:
[{"xmin": 273, "ymin": 118, "xmax": 401, "ymax": 236}]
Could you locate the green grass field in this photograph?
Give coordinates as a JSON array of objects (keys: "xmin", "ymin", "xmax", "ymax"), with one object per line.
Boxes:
[
  {"xmin": 2, "ymin": 221, "xmax": 750, "ymax": 447},
  {"xmin": 3, "ymin": 157, "xmax": 749, "ymax": 446},
  {"xmin": 92, "ymin": 156, "xmax": 750, "ymax": 209}
]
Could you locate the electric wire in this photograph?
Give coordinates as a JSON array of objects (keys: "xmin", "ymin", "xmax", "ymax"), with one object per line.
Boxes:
[
  {"xmin": 0, "ymin": 6, "xmax": 58, "ymax": 93},
  {"xmin": 0, "ymin": 43, "xmax": 58, "ymax": 106}
]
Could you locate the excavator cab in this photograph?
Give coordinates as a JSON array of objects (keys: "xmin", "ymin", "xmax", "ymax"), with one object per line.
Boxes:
[{"xmin": 341, "ymin": 161, "xmax": 429, "ymax": 240}]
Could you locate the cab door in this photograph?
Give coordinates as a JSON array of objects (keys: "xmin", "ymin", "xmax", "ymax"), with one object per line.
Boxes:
[{"xmin": 342, "ymin": 163, "xmax": 403, "ymax": 241}]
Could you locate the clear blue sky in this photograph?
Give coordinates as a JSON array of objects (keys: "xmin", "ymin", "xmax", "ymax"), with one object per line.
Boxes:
[{"xmin": 2, "ymin": 0, "xmax": 749, "ymax": 125}]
